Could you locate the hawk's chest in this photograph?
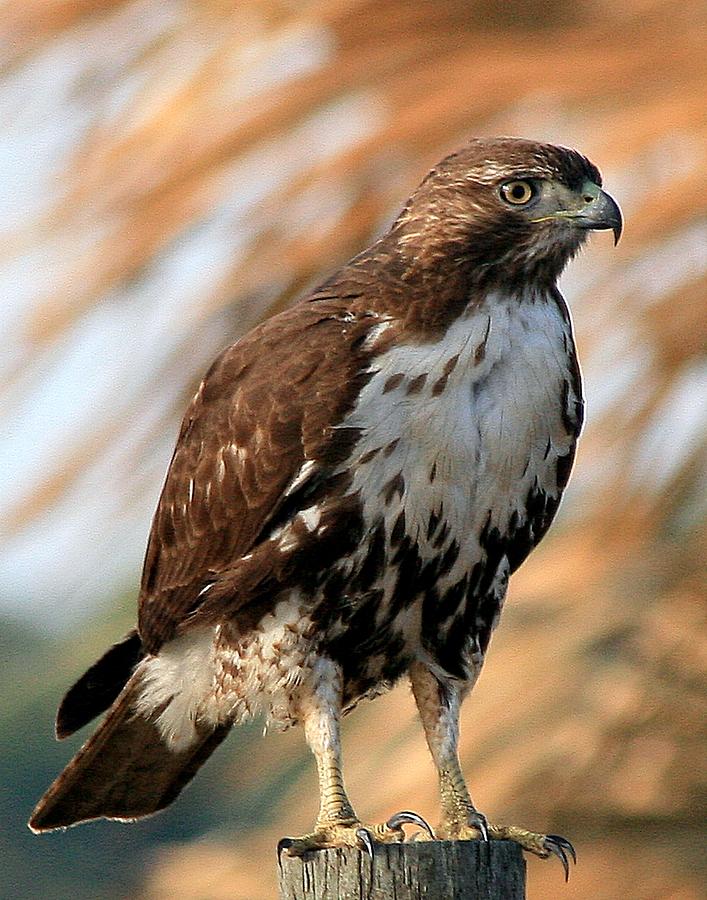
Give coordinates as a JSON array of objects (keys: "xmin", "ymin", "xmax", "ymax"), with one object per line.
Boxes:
[{"xmin": 342, "ymin": 295, "xmax": 579, "ymax": 569}]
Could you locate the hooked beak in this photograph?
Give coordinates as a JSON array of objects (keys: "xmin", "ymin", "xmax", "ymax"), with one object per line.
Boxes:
[{"xmin": 572, "ymin": 188, "xmax": 623, "ymax": 245}]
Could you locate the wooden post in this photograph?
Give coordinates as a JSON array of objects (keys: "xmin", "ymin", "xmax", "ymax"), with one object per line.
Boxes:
[{"xmin": 278, "ymin": 840, "xmax": 526, "ymax": 900}]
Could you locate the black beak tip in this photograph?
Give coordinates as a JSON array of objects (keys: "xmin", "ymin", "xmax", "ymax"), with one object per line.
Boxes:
[{"xmin": 601, "ymin": 190, "xmax": 623, "ymax": 246}]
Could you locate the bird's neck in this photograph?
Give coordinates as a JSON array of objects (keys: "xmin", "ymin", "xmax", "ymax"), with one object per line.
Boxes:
[{"xmin": 345, "ymin": 230, "xmax": 561, "ymax": 339}]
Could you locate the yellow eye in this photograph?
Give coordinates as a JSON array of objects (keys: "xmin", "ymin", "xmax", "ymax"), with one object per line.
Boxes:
[{"xmin": 501, "ymin": 180, "xmax": 535, "ymax": 205}]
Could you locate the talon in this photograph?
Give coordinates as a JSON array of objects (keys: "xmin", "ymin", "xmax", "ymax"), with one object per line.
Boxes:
[
  {"xmin": 470, "ymin": 810, "xmax": 489, "ymax": 842},
  {"xmin": 277, "ymin": 837, "xmax": 292, "ymax": 873},
  {"xmin": 548, "ymin": 842, "xmax": 569, "ymax": 882},
  {"xmin": 386, "ymin": 810, "xmax": 436, "ymax": 841},
  {"xmin": 544, "ymin": 835, "xmax": 577, "ymax": 881},
  {"xmin": 277, "ymin": 837, "xmax": 295, "ymax": 857},
  {"xmin": 356, "ymin": 827, "xmax": 375, "ymax": 859},
  {"xmin": 547, "ymin": 834, "xmax": 577, "ymax": 864}
]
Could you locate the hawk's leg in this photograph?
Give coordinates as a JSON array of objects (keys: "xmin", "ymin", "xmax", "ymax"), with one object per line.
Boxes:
[
  {"xmin": 409, "ymin": 661, "xmax": 576, "ymax": 879},
  {"xmin": 280, "ymin": 658, "xmax": 429, "ymax": 856},
  {"xmin": 409, "ymin": 660, "xmax": 487, "ymax": 839}
]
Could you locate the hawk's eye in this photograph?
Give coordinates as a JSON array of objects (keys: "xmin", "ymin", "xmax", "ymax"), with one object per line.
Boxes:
[{"xmin": 500, "ymin": 180, "xmax": 535, "ymax": 205}]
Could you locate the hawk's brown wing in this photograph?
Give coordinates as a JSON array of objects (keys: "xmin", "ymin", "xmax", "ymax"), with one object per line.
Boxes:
[{"xmin": 137, "ymin": 300, "xmax": 378, "ymax": 653}]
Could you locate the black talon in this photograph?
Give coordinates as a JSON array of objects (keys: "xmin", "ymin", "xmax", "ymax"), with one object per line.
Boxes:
[
  {"xmin": 386, "ymin": 810, "xmax": 436, "ymax": 840},
  {"xmin": 550, "ymin": 843, "xmax": 569, "ymax": 881},
  {"xmin": 277, "ymin": 837, "xmax": 294, "ymax": 856},
  {"xmin": 356, "ymin": 827, "xmax": 375, "ymax": 859},
  {"xmin": 277, "ymin": 837, "xmax": 295, "ymax": 871},
  {"xmin": 550, "ymin": 835, "xmax": 577, "ymax": 864},
  {"xmin": 545, "ymin": 835, "xmax": 576, "ymax": 882}
]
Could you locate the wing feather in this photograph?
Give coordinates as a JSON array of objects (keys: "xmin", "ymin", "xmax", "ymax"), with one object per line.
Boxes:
[{"xmin": 137, "ymin": 302, "xmax": 379, "ymax": 653}]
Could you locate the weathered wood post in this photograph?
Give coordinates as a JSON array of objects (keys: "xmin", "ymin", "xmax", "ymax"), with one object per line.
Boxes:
[{"xmin": 278, "ymin": 840, "xmax": 526, "ymax": 900}]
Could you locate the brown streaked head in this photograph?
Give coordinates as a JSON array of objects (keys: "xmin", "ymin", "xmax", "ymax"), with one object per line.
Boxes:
[{"xmin": 393, "ymin": 137, "xmax": 622, "ymax": 288}]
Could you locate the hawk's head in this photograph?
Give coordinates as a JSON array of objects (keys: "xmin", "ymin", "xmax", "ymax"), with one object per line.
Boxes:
[{"xmin": 395, "ymin": 137, "xmax": 622, "ymax": 289}]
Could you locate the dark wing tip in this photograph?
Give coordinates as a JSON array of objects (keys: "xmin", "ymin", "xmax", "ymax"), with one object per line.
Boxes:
[{"xmin": 55, "ymin": 630, "xmax": 144, "ymax": 739}]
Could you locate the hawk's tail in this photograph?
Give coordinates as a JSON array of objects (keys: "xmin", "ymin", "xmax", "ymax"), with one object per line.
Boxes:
[{"xmin": 29, "ymin": 657, "xmax": 231, "ymax": 833}]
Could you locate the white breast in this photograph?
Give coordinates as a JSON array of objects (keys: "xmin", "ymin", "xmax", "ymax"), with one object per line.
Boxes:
[{"xmin": 341, "ymin": 291, "xmax": 578, "ymax": 596}]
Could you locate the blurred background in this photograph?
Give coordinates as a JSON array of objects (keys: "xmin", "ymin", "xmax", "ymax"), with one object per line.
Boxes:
[{"xmin": 1, "ymin": 1, "xmax": 705, "ymax": 898}]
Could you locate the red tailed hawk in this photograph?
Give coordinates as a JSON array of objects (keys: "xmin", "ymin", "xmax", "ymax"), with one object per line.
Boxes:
[{"xmin": 30, "ymin": 137, "xmax": 621, "ymax": 878}]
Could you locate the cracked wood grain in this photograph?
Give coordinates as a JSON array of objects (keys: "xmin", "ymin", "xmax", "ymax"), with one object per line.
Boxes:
[{"xmin": 278, "ymin": 840, "xmax": 526, "ymax": 899}]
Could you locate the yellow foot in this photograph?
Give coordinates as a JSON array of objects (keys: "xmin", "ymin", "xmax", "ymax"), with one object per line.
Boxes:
[
  {"xmin": 279, "ymin": 811, "xmax": 434, "ymax": 857},
  {"xmin": 439, "ymin": 818, "xmax": 576, "ymax": 881}
]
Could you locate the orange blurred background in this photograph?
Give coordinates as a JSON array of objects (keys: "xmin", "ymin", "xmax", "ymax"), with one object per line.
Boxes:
[{"xmin": 1, "ymin": 2, "xmax": 704, "ymax": 898}]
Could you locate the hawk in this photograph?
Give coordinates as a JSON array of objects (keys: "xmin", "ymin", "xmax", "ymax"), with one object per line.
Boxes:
[{"xmin": 30, "ymin": 137, "xmax": 621, "ymax": 877}]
